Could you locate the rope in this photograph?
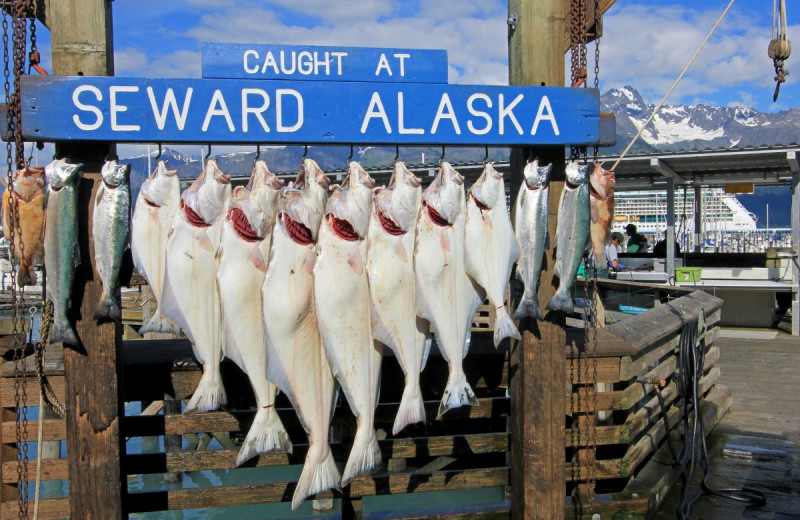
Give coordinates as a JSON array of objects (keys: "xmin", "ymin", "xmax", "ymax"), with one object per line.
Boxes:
[{"xmin": 610, "ymin": 0, "xmax": 737, "ymax": 171}]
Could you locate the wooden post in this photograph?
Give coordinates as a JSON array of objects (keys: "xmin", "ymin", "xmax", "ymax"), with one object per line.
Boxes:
[
  {"xmin": 508, "ymin": 1, "xmax": 568, "ymax": 519},
  {"xmin": 47, "ymin": 1, "xmax": 125, "ymax": 519}
]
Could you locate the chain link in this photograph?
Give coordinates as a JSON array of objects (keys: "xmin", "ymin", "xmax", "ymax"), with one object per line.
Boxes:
[{"xmin": 5, "ymin": 2, "xmax": 32, "ymax": 517}]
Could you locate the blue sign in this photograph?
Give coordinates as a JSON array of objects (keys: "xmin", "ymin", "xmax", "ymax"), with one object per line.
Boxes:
[
  {"xmin": 20, "ymin": 75, "xmax": 601, "ymax": 146},
  {"xmin": 202, "ymin": 43, "xmax": 449, "ymax": 83}
]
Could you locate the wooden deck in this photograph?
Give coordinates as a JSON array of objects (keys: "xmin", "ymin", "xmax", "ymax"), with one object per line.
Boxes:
[{"xmin": 654, "ymin": 332, "xmax": 800, "ymax": 519}]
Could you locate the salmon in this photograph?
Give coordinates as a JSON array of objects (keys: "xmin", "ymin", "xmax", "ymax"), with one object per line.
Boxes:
[{"xmin": 43, "ymin": 159, "xmax": 83, "ymax": 346}]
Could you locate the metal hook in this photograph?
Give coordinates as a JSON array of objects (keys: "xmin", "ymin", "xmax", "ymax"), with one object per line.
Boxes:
[
  {"xmin": 302, "ymin": 144, "xmax": 308, "ymax": 160},
  {"xmin": 393, "ymin": 145, "xmax": 399, "ymax": 164},
  {"xmin": 254, "ymin": 144, "xmax": 261, "ymax": 166},
  {"xmin": 346, "ymin": 145, "xmax": 354, "ymax": 166},
  {"xmin": 482, "ymin": 145, "xmax": 489, "ymax": 165},
  {"xmin": 439, "ymin": 145, "xmax": 446, "ymax": 165},
  {"xmin": 204, "ymin": 144, "xmax": 212, "ymax": 161},
  {"xmin": 155, "ymin": 143, "xmax": 163, "ymax": 162}
]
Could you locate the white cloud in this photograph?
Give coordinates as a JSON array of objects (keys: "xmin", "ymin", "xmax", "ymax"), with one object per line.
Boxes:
[{"xmin": 115, "ymin": 48, "xmax": 201, "ymax": 78}]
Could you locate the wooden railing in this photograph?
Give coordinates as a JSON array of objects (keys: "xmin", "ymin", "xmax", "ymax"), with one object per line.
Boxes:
[{"xmin": 0, "ymin": 289, "xmax": 729, "ymax": 519}]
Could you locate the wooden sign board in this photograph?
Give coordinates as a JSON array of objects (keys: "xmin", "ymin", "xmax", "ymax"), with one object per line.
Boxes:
[
  {"xmin": 202, "ymin": 43, "xmax": 449, "ymax": 83},
  {"xmin": 724, "ymin": 183, "xmax": 754, "ymax": 194},
  {"xmin": 20, "ymin": 75, "xmax": 601, "ymax": 146}
]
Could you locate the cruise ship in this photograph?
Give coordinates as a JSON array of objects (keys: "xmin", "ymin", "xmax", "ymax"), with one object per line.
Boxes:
[{"xmin": 611, "ymin": 188, "xmax": 760, "ymax": 251}]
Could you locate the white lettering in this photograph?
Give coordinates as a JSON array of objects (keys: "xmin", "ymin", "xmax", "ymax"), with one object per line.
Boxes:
[
  {"xmin": 276, "ymin": 89, "xmax": 303, "ymax": 132},
  {"xmin": 397, "ymin": 92, "xmax": 423, "ymax": 135},
  {"xmin": 531, "ymin": 95, "xmax": 560, "ymax": 136},
  {"xmin": 202, "ymin": 89, "xmax": 235, "ymax": 132},
  {"xmin": 261, "ymin": 51, "xmax": 279, "ymax": 75},
  {"xmin": 314, "ymin": 52, "xmax": 330, "ymax": 76},
  {"xmin": 241, "ymin": 88, "xmax": 270, "ymax": 133},
  {"xmin": 430, "ymin": 93, "xmax": 461, "ymax": 135},
  {"xmin": 298, "ymin": 51, "xmax": 313, "ymax": 75},
  {"xmin": 498, "ymin": 93, "xmax": 524, "ymax": 135},
  {"xmin": 279, "ymin": 51, "xmax": 296, "ymax": 74},
  {"xmin": 109, "ymin": 86, "xmax": 140, "ymax": 131},
  {"xmin": 331, "ymin": 52, "xmax": 347, "ymax": 75},
  {"xmin": 393, "ymin": 53, "xmax": 410, "ymax": 76},
  {"xmin": 243, "ymin": 50, "xmax": 259, "ymax": 74},
  {"xmin": 375, "ymin": 53, "xmax": 391, "ymax": 76},
  {"xmin": 147, "ymin": 87, "xmax": 193, "ymax": 131},
  {"xmin": 466, "ymin": 93, "xmax": 492, "ymax": 135},
  {"xmin": 72, "ymin": 85, "xmax": 104, "ymax": 131},
  {"xmin": 360, "ymin": 92, "xmax": 391, "ymax": 134}
]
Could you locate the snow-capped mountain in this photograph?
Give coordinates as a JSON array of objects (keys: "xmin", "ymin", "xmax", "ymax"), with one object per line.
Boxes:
[{"xmin": 601, "ymin": 86, "xmax": 800, "ymax": 153}]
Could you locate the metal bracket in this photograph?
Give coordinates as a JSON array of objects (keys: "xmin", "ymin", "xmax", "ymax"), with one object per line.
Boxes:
[{"xmin": 507, "ymin": 13, "xmax": 517, "ymax": 31}]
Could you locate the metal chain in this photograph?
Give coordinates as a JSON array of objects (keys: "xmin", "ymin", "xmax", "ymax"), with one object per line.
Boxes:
[
  {"xmin": 5, "ymin": 2, "xmax": 30, "ymax": 517},
  {"xmin": 569, "ymin": 0, "xmax": 581, "ymax": 86},
  {"xmin": 587, "ymin": 272, "xmax": 599, "ymax": 508},
  {"xmin": 593, "ymin": 0, "xmax": 601, "ymax": 160},
  {"xmin": 569, "ymin": 313, "xmax": 582, "ymax": 517}
]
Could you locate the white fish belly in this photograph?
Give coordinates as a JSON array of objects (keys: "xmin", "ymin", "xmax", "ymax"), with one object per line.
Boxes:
[
  {"xmin": 131, "ymin": 198, "xmax": 175, "ymax": 304},
  {"xmin": 263, "ymin": 227, "xmax": 334, "ymax": 445},
  {"xmin": 465, "ymin": 202, "xmax": 519, "ymax": 309},
  {"xmin": 415, "ymin": 213, "xmax": 480, "ymax": 364},
  {"xmin": 315, "ymin": 223, "xmax": 382, "ymax": 419},
  {"xmin": 218, "ymin": 222, "xmax": 270, "ymax": 375},
  {"xmin": 161, "ymin": 218, "xmax": 223, "ymax": 364},
  {"xmin": 366, "ymin": 220, "xmax": 424, "ymax": 371}
]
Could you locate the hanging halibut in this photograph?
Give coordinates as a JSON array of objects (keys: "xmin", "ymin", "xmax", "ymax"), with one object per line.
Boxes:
[
  {"xmin": 132, "ymin": 160, "xmax": 181, "ymax": 334},
  {"xmin": 218, "ymin": 160, "xmax": 291, "ymax": 465},
  {"xmin": 160, "ymin": 159, "xmax": 231, "ymax": 412},
  {"xmin": 512, "ymin": 160, "xmax": 552, "ymax": 321},
  {"xmin": 263, "ymin": 162, "xmax": 339, "ymax": 510},
  {"xmin": 547, "ymin": 161, "xmax": 590, "ymax": 314},
  {"xmin": 589, "ymin": 163, "xmax": 616, "ymax": 269},
  {"xmin": 464, "ymin": 162, "xmax": 521, "ymax": 347},
  {"xmin": 316, "ymin": 161, "xmax": 382, "ymax": 486},
  {"xmin": 1, "ymin": 165, "xmax": 46, "ymax": 288},
  {"xmin": 44, "ymin": 159, "xmax": 83, "ymax": 346},
  {"xmin": 415, "ymin": 162, "xmax": 482, "ymax": 418},
  {"xmin": 92, "ymin": 160, "xmax": 131, "ymax": 321},
  {"xmin": 366, "ymin": 161, "xmax": 429, "ymax": 436}
]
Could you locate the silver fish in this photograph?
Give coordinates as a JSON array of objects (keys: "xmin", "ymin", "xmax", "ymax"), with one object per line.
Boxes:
[
  {"xmin": 465, "ymin": 162, "xmax": 521, "ymax": 347},
  {"xmin": 415, "ymin": 162, "xmax": 482, "ymax": 418},
  {"xmin": 366, "ymin": 161, "xmax": 429, "ymax": 435},
  {"xmin": 92, "ymin": 160, "xmax": 131, "ymax": 321},
  {"xmin": 263, "ymin": 166, "xmax": 339, "ymax": 509},
  {"xmin": 132, "ymin": 160, "xmax": 181, "ymax": 334},
  {"xmin": 44, "ymin": 159, "xmax": 83, "ymax": 346},
  {"xmin": 547, "ymin": 161, "xmax": 590, "ymax": 314},
  {"xmin": 160, "ymin": 159, "xmax": 231, "ymax": 412},
  {"xmin": 315, "ymin": 161, "xmax": 382, "ymax": 486},
  {"xmin": 218, "ymin": 160, "xmax": 291, "ymax": 465},
  {"xmin": 512, "ymin": 160, "xmax": 552, "ymax": 321}
]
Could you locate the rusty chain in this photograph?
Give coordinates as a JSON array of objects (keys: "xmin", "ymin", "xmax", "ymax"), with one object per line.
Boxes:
[{"xmin": 5, "ymin": 2, "xmax": 32, "ymax": 517}]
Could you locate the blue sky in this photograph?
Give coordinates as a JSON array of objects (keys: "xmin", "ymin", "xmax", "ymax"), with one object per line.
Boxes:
[{"xmin": 22, "ymin": 0, "xmax": 797, "ymax": 159}]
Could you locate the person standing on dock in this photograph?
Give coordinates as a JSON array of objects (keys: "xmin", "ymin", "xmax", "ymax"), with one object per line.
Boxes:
[{"xmin": 625, "ymin": 224, "xmax": 649, "ymax": 252}]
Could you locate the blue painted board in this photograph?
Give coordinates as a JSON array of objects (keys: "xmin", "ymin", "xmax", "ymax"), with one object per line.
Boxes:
[
  {"xmin": 20, "ymin": 75, "xmax": 601, "ymax": 146},
  {"xmin": 202, "ymin": 42, "xmax": 449, "ymax": 83}
]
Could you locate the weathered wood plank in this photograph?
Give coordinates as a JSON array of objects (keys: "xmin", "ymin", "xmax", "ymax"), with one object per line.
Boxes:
[
  {"xmin": 566, "ymin": 356, "xmax": 620, "ymax": 383},
  {"xmin": 1, "ymin": 458, "xmax": 68, "ymax": 483},
  {"xmin": 1, "ymin": 419, "xmax": 66, "ymax": 442},
  {"xmin": 125, "ymin": 433, "xmax": 509, "ymax": 475},
  {"xmin": 606, "ymin": 291, "xmax": 723, "ymax": 352},
  {"xmin": 0, "ymin": 376, "xmax": 65, "ymax": 407},
  {"xmin": 0, "ymin": 497, "xmax": 70, "ymax": 519},
  {"xmin": 349, "ymin": 467, "xmax": 508, "ymax": 497}
]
